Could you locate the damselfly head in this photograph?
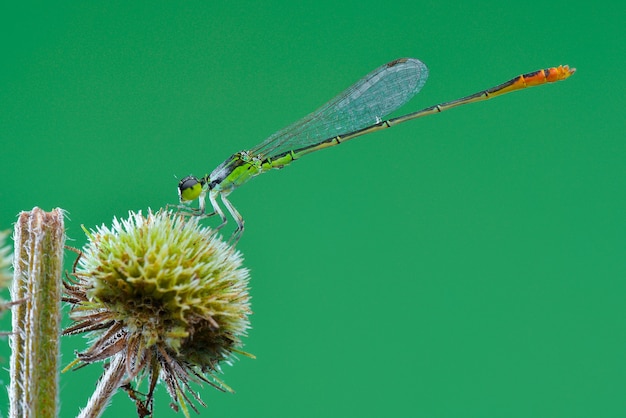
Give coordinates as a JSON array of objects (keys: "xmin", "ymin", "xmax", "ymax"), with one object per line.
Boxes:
[{"xmin": 178, "ymin": 176, "xmax": 203, "ymax": 202}]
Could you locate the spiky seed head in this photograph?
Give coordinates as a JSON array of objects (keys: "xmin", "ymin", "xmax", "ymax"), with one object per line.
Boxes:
[{"xmin": 64, "ymin": 210, "xmax": 252, "ymax": 415}]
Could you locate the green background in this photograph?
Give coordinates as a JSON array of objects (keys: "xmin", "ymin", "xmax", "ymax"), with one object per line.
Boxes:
[{"xmin": 1, "ymin": 1, "xmax": 624, "ymax": 417}]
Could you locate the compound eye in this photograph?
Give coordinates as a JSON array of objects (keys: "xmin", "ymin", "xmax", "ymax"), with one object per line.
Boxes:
[{"xmin": 178, "ymin": 176, "xmax": 203, "ymax": 202}]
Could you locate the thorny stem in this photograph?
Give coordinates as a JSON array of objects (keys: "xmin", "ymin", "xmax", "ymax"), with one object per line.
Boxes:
[
  {"xmin": 77, "ymin": 354, "xmax": 127, "ymax": 418},
  {"xmin": 9, "ymin": 208, "xmax": 65, "ymax": 418}
]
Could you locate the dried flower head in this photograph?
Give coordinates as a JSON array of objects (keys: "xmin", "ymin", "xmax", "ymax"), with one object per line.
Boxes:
[{"xmin": 63, "ymin": 210, "xmax": 252, "ymax": 416}]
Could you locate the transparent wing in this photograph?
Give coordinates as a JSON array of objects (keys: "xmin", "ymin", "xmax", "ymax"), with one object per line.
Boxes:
[{"xmin": 250, "ymin": 58, "xmax": 429, "ymax": 159}]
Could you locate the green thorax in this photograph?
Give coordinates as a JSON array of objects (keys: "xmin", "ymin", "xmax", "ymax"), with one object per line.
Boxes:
[{"xmin": 207, "ymin": 150, "xmax": 297, "ymax": 193}]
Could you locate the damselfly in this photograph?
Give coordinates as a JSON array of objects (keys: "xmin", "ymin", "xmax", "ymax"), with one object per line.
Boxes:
[{"xmin": 175, "ymin": 58, "xmax": 575, "ymax": 242}]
